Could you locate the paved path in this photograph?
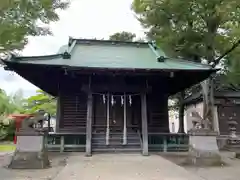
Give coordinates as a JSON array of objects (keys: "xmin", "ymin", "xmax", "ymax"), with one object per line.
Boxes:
[{"xmin": 54, "ymin": 154, "xmax": 205, "ymax": 180}]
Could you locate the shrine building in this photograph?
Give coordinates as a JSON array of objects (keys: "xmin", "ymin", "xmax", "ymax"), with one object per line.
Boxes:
[{"xmin": 2, "ymin": 38, "xmax": 216, "ymax": 155}]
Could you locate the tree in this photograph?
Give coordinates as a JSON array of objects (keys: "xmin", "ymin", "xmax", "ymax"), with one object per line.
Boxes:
[
  {"xmin": 0, "ymin": 89, "xmax": 21, "ymax": 115},
  {"xmin": 23, "ymin": 90, "xmax": 56, "ymax": 116},
  {"xmin": 132, "ymin": 0, "xmax": 240, "ymax": 130},
  {"xmin": 0, "ymin": 0, "xmax": 69, "ymax": 53},
  {"xmin": 109, "ymin": 31, "xmax": 136, "ymax": 41}
]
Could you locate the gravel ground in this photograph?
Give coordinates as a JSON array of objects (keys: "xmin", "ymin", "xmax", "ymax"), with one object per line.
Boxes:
[
  {"xmin": 1, "ymin": 151, "xmax": 240, "ymax": 180},
  {"xmin": 160, "ymin": 151, "xmax": 240, "ymax": 180},
  {"xmin": 0, "ymin": 152, "xmax": 71, "ymax": 180}
]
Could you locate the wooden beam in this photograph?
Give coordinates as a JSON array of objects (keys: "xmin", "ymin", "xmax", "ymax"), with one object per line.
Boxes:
[
  {"xmin": 86, "ymin": 92, "xmax": 93, "ymax": 156},
  {"xmin": 141, "ymin": 93, "xmax": 149, "ymax": 156},
  {"xmin": 81, "ymin": 84, "xmax": 151, "ymax": 93}
]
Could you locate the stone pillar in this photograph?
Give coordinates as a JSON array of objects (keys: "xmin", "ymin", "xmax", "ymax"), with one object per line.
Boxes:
[
  {"xmin": 86, "ymin": 92, "xmax": 93, "ymax": 156},
  {"xmin": 141, "ymin": 93, "xmax": 148, "ymax": 156},
  {"xmin": 227, "ymin": 118, "xmax": 240, "ymax": 158}
]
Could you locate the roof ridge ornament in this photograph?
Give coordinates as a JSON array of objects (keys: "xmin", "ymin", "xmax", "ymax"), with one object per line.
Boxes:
[
  {"xmin": 62, "ymin": 51, "xmax": 71, "ymax": 59},
  {"xmin": 148, "ymin": 41, "xmax": 167, "ymax": 62}
]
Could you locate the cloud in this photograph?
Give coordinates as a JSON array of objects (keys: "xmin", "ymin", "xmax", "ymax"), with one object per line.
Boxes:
[{"xmin": 0, "ymin": 67, "xmax": 38, "ymax": 96}]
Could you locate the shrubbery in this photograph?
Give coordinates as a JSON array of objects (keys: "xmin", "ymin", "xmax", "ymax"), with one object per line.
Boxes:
[{"xmin": 0, "ymin": 116, "xmax": 15, "ymax": 141}]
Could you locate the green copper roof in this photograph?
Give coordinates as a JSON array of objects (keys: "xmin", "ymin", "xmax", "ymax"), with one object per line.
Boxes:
[{"xmin": 3, "ymin": 39, "xmax": 214, "ymax": 71}]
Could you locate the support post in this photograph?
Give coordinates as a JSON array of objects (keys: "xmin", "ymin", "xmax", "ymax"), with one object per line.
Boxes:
[
  {"xmin": 106, "ymin": 93, "xmax": 110, "ymax": 145},
  {"xmin": 178, "ymin": 91, "xmax": 185, "ymax": 133},
  {"xmin": 55, "ymin": 97, "xmax": 61, "ymax": 133},
  {"xmin": 141, "ymin": 93, "xmax": 148, "ymax": 156},
  {"xmin": 86, "ymin": 92, "xmax": 93, "ymax": 156},
  {"xmin": 60, "ymin": 135, "xmax": 64, "ymax": 153},
  {"xmin": 123, "ymin": 93, "xmax": 127, "ymax": 145}
]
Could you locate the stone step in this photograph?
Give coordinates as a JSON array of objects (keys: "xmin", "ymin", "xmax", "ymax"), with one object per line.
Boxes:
[
  {"xmin": 92, "ymin": 141, "xmax": 140, "ymax": 145},
  {"xmin": 92, "ymin": 147, "xmax": 141, "ymax": 153},
  {"xmin": 92, "ymin": 137, "xmax": 140, "ymax": 141}
]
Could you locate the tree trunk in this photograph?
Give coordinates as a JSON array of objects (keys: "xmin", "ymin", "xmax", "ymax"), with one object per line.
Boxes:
[{"xmin": 201, "ymin": 77, "xmax": 214, "ymax": 130}]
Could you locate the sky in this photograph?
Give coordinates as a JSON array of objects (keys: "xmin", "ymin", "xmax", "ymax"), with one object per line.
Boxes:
[{"xmin": 0, "ymin": 0, "xmax": 145, "ymax": 97}]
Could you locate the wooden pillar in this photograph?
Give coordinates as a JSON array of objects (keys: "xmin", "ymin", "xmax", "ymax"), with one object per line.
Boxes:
[
  {"xmin": 55, "ymin": 97, "xmax": 61, "ymax": 133},
  {"xmin": 60, "ymin": 135, "xmax": 64, "ymax": 153},
  {"xmin": 86, "ymin": 92, "xmax": 93, "ymax": 156},
  {"xmin": 106, "ymin": 93, "xmax": 110, "ymax": 145},
  {"xmin": 141, "ymin": 93, "xmax": 148, "ymax": 156},
  {"xmin": 178, "ymin": 91, "xmax": 185, "ymax": 133},
  {"xmin": 123, "ymin": 93, "xmax": 127, "ymax": 145}
]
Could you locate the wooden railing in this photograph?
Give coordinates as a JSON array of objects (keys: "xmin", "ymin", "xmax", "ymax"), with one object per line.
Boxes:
[
  {"xmin": 47, "ymin": 132, "xmax": 86, "ymax": 152},
  {"xmin": 47, "ymin": 132, "xmax": 189, "ymax": 152},
  {"xmin": 148, "ymin": 133, "xmax": 189, "ymax": 152}
]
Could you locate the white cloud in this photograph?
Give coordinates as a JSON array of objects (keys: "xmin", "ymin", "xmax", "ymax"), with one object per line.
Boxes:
[{"xmin": 0, "ymin": 0, "xmax": 144, "ymax": 96}]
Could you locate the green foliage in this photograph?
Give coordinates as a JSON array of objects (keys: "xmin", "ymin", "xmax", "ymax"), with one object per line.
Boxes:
[
  {"xmin": 23, "ymin": 90, "xmax": 56, "ymax": 116},
  {"xmin": 0, "ymin": 0, "xmax": 69, "ymax": 52},
  {"xmin": 109, "ymin": 31, "xmax": 136, "ymax": 42},
  {"xmin": 0, "ymin": 89, "xmax": 22, "ymax": 115},
  {"xmin": 0, "ymin": 116, "xmax": 15, "ymax": 141},
  {"xmin": 225, "ymin": 53, "xmax": 240, "ymax": 88},
  {"xmin": 132, "ymin": 0, "xmax": 240, "ymax": 120},
  {"xmin": 132, "ymin": 0, "xmax": 240, "ymax": 64}
]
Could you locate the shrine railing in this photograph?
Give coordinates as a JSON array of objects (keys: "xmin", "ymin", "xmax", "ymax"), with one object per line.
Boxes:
[
  {"xmin": 47, "ymin": 132, "xmax": 86, "ymax": 152},
  {"xmin": 46, "ymin": 132, "xmax": 189, "ymax": 152},
  {"xmin": 148, "ymin": 133, "xmax": 189, "ymax": 152}
]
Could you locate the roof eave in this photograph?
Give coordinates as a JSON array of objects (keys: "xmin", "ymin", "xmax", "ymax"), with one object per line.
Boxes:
[{"xmin": 2, "ymin": 60, "xmax": 217, "ymax": 73}]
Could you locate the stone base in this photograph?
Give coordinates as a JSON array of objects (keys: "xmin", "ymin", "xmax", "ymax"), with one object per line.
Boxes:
[
  {"xmin": 8, "ymin": 151, "xmax": 50, "ymax": 169},
  {"xmin": 185, "ymin": 130, "xmax": 223, "ymax": 166},
  {"xmin": 8, "ymin": 135, "xmax": 50, "ymax": 169},
  {"xmin": 185, "ymin": 147, "xmax": 222, "ymax": 166}
]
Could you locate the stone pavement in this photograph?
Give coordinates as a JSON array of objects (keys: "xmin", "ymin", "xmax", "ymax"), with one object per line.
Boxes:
[{"xmin": 53, "ymin": 154, "xmax": 205, "ymax": 180}]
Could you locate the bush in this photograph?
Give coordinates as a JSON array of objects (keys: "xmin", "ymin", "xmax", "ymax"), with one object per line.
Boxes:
[{"xmin": 0, "ymin": 116, "xmax": 15, "ymax": 141}]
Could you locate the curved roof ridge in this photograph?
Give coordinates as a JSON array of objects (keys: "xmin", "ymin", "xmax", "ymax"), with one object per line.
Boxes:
[
  {"xmin": 70, "ymin": 38, "xmax": 149, "ymax": 46},
  {"xmin": 9, "ymin": 54, "xmax": 62, "ymax": 61},
  {"xmin": 167, "ymin": 57, "xmax": 213, "ymax": 68}
]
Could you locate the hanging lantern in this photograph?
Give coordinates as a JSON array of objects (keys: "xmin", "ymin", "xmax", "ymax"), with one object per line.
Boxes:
[
  {"xmin": 129, "ymin": 95, "xmax": 132, "ymax": 106},
  {"xmin": 102, "ymin": 94, "xmax": 106, "ymax": 104},
  {"xmin": 121, "ymin": 95, "xmax": 124, "ymax": 106}
]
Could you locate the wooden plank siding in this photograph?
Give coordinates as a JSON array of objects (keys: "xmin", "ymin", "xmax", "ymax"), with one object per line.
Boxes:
[
  {"xmin": 147, "ymin": 93, "xmax": 169, "ymax": 133},
  {"xmin": 58, "ymin": 92, "xmax": 170, "ymax": 134},
  {"xmin": 59, "ymin": 92, "xmax": 88, "ymax": 132}
]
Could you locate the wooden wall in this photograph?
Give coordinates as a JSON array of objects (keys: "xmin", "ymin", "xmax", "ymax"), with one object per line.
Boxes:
[
  {"xmin": 57, "ymin": 75, "xmax": 170, "ymax": 133},
  {"xmin": 147, "ymin": 92, "xmax": 169, "ymax": 133},
  {"xmin": 59, "ymin": 92, "xmax": 87, "ymax": 132}
]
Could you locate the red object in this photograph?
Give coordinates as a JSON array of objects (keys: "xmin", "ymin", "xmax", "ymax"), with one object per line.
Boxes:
[{"xmin": 8, "ymin": 114, "xmax": 33, "ymax": 144}]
